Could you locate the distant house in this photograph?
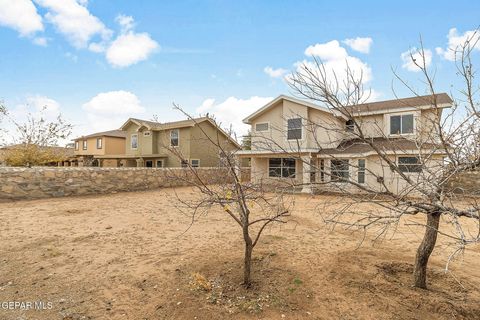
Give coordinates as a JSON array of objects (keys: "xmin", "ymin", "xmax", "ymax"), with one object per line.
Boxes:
[
  {"xmin": 72, "ymin": 130, "xmax": 126, "ymax": 167},
  {"xmin": 98, "ymin": 117, "xmax": 241, "ymax": 168},
  {"xmin": 0, "ymin": 144, "xmax": 73, "ymax": 167}
]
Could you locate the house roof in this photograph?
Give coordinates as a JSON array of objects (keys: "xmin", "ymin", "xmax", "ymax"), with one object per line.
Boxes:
[
  {"xmin": 242, "ymin": 95, "xmax": 333, "ymax": 124},
  {"xmin": 345, "ymin": 93, "xmax": 453, "ymax": 115},
  {"xmin": 242, "ymin": 93, "xmax": 453, "ymax": 124},
  {"xmin": 73, "ymin": 129, "xmax": 126, "ymax": 141},
  {"xmin": 317, "ymin": 137, "xmax": 446, "ymax": 156},
  {"xmin": 120, "ymin": 117, "xmax": 242, "ymax": 149}
]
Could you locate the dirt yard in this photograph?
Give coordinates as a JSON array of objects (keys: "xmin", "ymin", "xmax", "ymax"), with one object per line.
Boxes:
[{"xmin": 0, "ymin": 188, "xmax": 479, "ymax": 320}]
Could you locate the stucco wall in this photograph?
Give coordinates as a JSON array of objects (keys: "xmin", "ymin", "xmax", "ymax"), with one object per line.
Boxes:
[
  {"xmin": 0, "ymin": 167, "xmax": 240, "ymax": 201},
  {"xmin": 447, "ymin": 171, "xmax": 480, "ymax": 195}
]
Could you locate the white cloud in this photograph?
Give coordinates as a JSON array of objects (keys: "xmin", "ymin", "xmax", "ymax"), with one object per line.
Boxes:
[
  {"xmin": 264, "ymin": 66, "xmax": 288, "ymax": 78},
  {"xmin": 33, "ymin": 36, "xmax": 48, "ymax": 46},
  {"xmin": 343, "ymin": 37, "xmax": 373, "ymax": 54},
  {"xmin": 0, "ymin": 0, "xmax": 43, "ymax": 36},
  {"xmin": 26, "ymin": 95, "xmax": 60, "ymax": 113},
  {"xmin": 34, "ymin": 0, "xmax": 112, "ymax": 48},
  {"xmin": 106, "ymin": 32, "xmax": 159, "ymax": 68},
  {"xmin": 196, "ymin": 96, "xmax": 273, "ymax": 137},
  {"xmin": 82, "ymin": 90, "xmax": 145, "ymax": 132},
  {"xmin": 401, "ymin": 47, "xmax": 432, "ymax": 72},
  {"xmin": 297, "ymin": 40, "xmax": 372, "ymax": 87},
  {"xmin": 116, "ymin": 14, "xmax": 134, "ymax": 33},
  {"xmin": 435, "ymin": 28, "xmax": 480, "ymax": 61}
]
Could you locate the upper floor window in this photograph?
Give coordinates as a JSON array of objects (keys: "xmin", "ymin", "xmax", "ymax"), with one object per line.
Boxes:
[
  {"xmin": 287, "ymin": 118, "xmax": 302, "ymax": 140},
  {"xmin": 346, "ymin": 119, "xmax": 355, "ymax": 132},
  {"xmin": 331, "ymin": 159, "xmax": 349, "ymax": 182},
  {"xmin": 82, "ymin": 140, "xmax": 87, "ymax": 150},
  {"xmin": 255, "ymin": 122, "xmax": 269, "ymax": 132},
  {"xmin": 170, "ymin": 129, "xmax": 179, "ymax": 146},
  {"xmin": 96, "ymin": 138, "xmax": 102, "ymax": 149},
  {"xmin": 398, "ymin": 156, "xmax": 422, "ymax": 173},
  {"xmin": 131, "ymin": 134, "xmax": 138, "ymax": 149},
  {"xmin": 75, "ymin": 141, "xmax": 79, "ymax": 150},
  {"xmin": 390, "ymin": 114, "xmax": 414, "ymax": 135}
]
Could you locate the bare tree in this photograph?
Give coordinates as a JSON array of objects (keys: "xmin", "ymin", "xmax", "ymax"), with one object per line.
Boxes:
[
  {"xmin": 1, "ymin": 105, "xmax": 72, "ymax": 167},
  {"xmin": 165, "ymin": 106, "xmax": 292, "ymax": 287},
  {"xmin": 252, "ymin": 33, "xmax": 480, "ymax": 289}
]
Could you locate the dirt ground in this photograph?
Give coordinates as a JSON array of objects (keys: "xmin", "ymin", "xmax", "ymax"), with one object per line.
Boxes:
[{"xmin": 0, "ymin": 187, "xmax": 479, "ymax": 320}]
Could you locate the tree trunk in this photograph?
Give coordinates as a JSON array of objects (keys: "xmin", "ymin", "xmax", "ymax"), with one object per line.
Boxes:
[
  {"xmin": 243, "ymin": 227, "xmax": 253, "ymax": 287},
  {"xmin": 413, "ymin": 212, "xmax": 440, "ymax": 289}
]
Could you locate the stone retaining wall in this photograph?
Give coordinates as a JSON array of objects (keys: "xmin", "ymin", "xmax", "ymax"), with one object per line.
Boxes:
[{"xmin": 0, "ymin": 167, "xmax": 250, "ymax": 201}]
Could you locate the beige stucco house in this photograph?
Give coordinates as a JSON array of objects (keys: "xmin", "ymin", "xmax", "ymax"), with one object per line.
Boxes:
[
  {"xmin": 237, "ymin": 94, "xmax": 453, "ymax": 194},
  {"xmin": 72, "ymin": 130, "xmax": 126, "ymax": 167},
  {"xmin": 95, "ymin": 117, "xmax": 241, "ymax": 168}
]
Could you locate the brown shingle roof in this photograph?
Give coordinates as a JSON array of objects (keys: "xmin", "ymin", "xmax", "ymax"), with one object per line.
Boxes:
[
  {"xmin": 74, "ymin": 130, "xmax": 126, "ymax": 140},
  {"xmin": 130, "ymin": 117, "xmax": 210, "ymax": 130},
  {"xmin": 347, "ymin": 93, "xmax": 452, "ymax": 114},
  {"xmin": 318, "ymin": 137, "xmax": 445, "ymax": 155}
]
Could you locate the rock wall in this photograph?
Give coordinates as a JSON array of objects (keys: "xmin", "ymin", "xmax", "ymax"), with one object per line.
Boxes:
[{"xmin": 0, "ymin": 167, "xmax": 249, "ymax": 201}]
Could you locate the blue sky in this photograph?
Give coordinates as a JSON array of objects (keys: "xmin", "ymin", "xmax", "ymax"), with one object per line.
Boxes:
[{"xmin": 1, "ymin": 0, "xmax": 479, "ymax": 142}]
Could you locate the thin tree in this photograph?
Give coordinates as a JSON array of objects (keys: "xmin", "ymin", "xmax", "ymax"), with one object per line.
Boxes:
[
  {"xmin": 165, "ymin": 107, "xmax": 292, "ymax": 287},
  {"xmin": 256, "ymin": 33, "xmax": 480, "ymax": 289}
]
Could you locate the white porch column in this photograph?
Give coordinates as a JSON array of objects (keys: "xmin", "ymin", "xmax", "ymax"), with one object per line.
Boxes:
[{"xmin": 301, "ymin": 154, "xmax": 312, "ymax": 193}]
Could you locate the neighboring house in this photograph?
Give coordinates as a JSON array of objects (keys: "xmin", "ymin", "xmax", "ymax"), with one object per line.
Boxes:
[
  {"xmin": 0, "ymin": 144, "xmax": 73, "ymax": 167},
  {"xmin": 237, "ymin": 94, "xmax": 453, "ymax": 194},
  {"xmin": 96, "ymin": 117, "xmax": 241, "ymax": 168},
  {"xmin": 72, "ymin": 130, "xmax": 126, "ymax": 167}
]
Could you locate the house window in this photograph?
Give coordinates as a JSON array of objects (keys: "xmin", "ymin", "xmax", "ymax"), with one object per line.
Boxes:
[
  {"xmin": 181, "ymin": 160, "xmax": 188, "ymax": 167},
  {"xmin": 82, "ymin": 140, "xmax": 87, "ymax": 150},
  {"xmin": 390, "ymin": 114, "xmax": 414, "ymax": 135},
  {"xmin": 191, "ymin": 159, "xmax": 200, "ymax": 168},
  {"xmin": 287, "ymin": 118, "xmax": 302, "ymax": 140},
  {"xmin": 269, "ymin": 158, "xmax": 296, "ymax": 178},
  {"xmin": 156, "ymin": 160, "xmax": 163, "ymax": 168},
  {"xmin": 346, "ymin": 119, "xmax": 355, "ymax": 132},
  {"xmin": 358, "ymin": 159, "xmax": 366, "ymax": 184},
  {"xmin": 96, "ymin": 138, "xmax": 102, "ymax": 149},
  {"xmin": 398, "ymin": 156, "xmax": 422, "ymax": 173},
  {"xmin": 320, "ymin": 159, "xmax": 325, "ymax": 182},
  {"xmin": 131, "ymin": 134, "xmax": 138, "ymax": 149},
  {"xmin": 331, "ymin": 159, "xmax": 349, "ymax": 182},
  {"xmin": 75, "ymin": 141, "xmax": 79, "ymax": 150},
  {"xmin": 255, "ymin": 122, "xmax": 269, "ymax": 132},
  {"xmin": 170, "ymin": 129, "xmax": 179, "ymax": 146},
  {"xmin": 145, "ymin": 160, "xmax": 153, "ymax": 168}
]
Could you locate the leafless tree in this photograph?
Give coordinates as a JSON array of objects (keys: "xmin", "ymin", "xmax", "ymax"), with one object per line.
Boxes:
[
  {"xmin": 165, "ymin": 106, "xmax": 292, "ymax": 287},
  {"xmin": 252, "ymin": 33, "xmax": 480, "ymax": 289}
]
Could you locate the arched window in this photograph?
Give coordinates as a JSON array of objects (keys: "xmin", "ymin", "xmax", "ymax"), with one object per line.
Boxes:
[{"xmin": 346, "ymin": 119, "xmax": 355, "ymax": 132}]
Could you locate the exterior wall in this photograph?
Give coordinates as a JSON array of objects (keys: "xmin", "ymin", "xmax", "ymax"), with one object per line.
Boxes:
[
  {"xmin": 307, "ymin": 108, "xmax": 345, "ymax": 148},
  {"xmin": 0, "ymin": 167, "xmax": 234, "ymax": 201},
  {"xmin": 251, "ymin": 101, "xmax": 284, "ymax": 151},
  {"xmin": 74, "ymin": 137, "xmax": 105, "ymax": 156},
  {"xmin": 156, "ymin": 127, "xmax": 192, "ymax": 167},
  {"xmin": 104, "ymin": 136, "xmax": 126, "ymax": 155},
  {"xmin": 250, "ymin": 156, "xmax": 303, "ymax": 186}
]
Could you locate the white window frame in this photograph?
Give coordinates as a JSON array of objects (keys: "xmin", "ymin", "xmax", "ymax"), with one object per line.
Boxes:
[
  {"xmin": 75, "ymin": 141, "xmax": 79, "ymax": 150},
  {"xmin": 131, "ymin": 134, "xmax": 138, "ymax": 150},
  {"xmin": 397, "ymin": 156, "xmax": 423, "ymax": 173},
  {"xmin": 82, "ymin": 140, "xmax": 87, "ymax": 150},
  {"xmin": 190, "ymin": 159, "xmax": 200, "ymax": 168},
  {"xmin": 286, "ymin": 117, "xmax": 303, "ymax": 141},
  {"xmin": 330, "ymin": 159, "xmax": 349, "ymax": 182},
  {"xmin": 156, "ymin": 160, "xmax": 164, "ymax": 168},
  {"xmin": 254, "ymin": 122, "xmax": 270, "ymax": 132},
  {"xmin": 96, "ymin": 138, "xmax": 102, "ymax": 149},
  {"xmin": 387, "ymin": 112, "xmax": 416, "ymax": 136},
  {"xmin": 268, "ymin": 158, "xmax": 296, "ymax": 178},
  {"xmin": 170, "ymin": 129, "xmax": 179, "ymax": 147}
]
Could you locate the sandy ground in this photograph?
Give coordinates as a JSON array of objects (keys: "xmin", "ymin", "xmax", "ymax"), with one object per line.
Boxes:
[{"xmin": 0, "ymin": 187, "xmax": 479, "ymax": 320}]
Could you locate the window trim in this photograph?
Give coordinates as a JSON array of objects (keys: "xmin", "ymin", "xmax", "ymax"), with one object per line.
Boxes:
[
  {"xmin": 131, "ymin": 134, "xmax": 138, "ymax": 150},
  {"xmin": 190, "ymin": 159, "xmax": 200, "ymax": 168},
  {"xmin": 82, "ymin": 140, "xmax": 87, "ymax": 150},
  {"xmin": 156, "ymin": 160, "xmax": 164, "ymax": 168},
  {"xmin": 170, "ymin": 129, "xmax": 179, "ymax": 147},
  {"xmin": 96, "ymin": 138, "xmax": 103, "ymax": 149},
  {"xmin": 268, "ymin": 158, "xmax": 296, "ymax": 178},
  {"xmin": 286, "ymin": 117, "xmax": 303, "ymax": 141},
  {"xmin": 75, "ymin": 141, "xmax": 79, "ymax": 150},
  {"xmin": 145, "ymin": 160, "xmax": 153, "ymax": 168},
  {"xmin": 254, "ymin": 122, "xmax": 270, "ymax": 132},
  {"xmin": 388, "ymin": 112, "xmax": 416, "ymax": 136},
  {"xmin": 330, "ymin": 159, "xmax": 349, "ymax": 182}
]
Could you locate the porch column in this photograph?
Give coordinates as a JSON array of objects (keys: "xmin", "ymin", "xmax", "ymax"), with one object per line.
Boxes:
[
  {"xmin": 301, "ymin": 154, "xmax": 312, "ymax": 193},
  {"xmin": 136, "ymin": 158, "xmax": 144, "ymax": 167}
]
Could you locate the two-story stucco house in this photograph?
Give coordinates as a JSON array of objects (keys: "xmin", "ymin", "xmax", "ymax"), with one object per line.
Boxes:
[
  {"xmin": 72, "ymin": 130, "xmax": 126, "ymax": 167},
  {"xmin": 237, "ymin": 93, "xmax": 453, "ymax": 194},
  {"xmin": 96, "ymin": 117, "xmax": 241, "ymax": 167}
]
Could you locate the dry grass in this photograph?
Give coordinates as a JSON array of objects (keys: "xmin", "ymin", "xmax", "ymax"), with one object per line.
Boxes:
[{"xmin": 0, "ymin": 187, "xmax": 479, "ymax": 319}]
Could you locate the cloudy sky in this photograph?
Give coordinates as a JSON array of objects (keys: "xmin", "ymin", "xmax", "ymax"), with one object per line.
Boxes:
[{"xmin": 0, "ymin": 0, "xmax": 479, "ymax": 142}]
